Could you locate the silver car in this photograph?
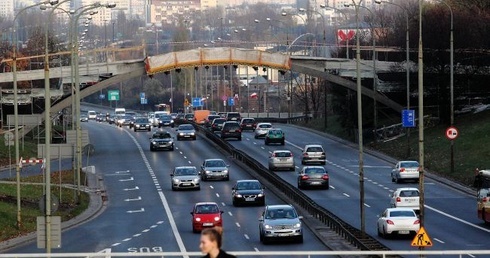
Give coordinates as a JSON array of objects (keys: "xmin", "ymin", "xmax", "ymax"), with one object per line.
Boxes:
[
  {"xmin": 254, "ymin": 122, "xmax": 272, "ymax": 139},
  {"xmin": 176, "ymin": 124, "xmax": 196, "ymax": 140},
  {"xmin": 268, "ymin": 150, "xmax": 295, "ymax": 171},
  {"xmin": 301, "ymin": 144, "xmax": 326, "ymax": 165},
  {"xmin": 258, "ymin": 204, "xmax": 303, "ymax": 244},
  {"xmin": 391, "ymin": 161, "xmax": 420, "ymax": 183},
  {"xmin": 171, "ymin": 166, "xmax": 200, "ymax": 190},
  {"xmin": 200, "ymin": 159, "xmax": 230, "ymax": 181}
]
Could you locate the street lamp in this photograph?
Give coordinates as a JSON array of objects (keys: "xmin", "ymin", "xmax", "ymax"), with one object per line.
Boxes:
[
  {"xmin": 346, "ymin": 0, "xmax": 366, "ymax": 235},
  {"xmin": 319, "ymin": 5, "xmax": 350, "ymax": 58},
  {"xmin": 11, "ymin": 0, "xmax": 59, "ymax": 231},
  {"xmin": 375, "ymin": 0, "xmax": 411, "ymax": 152},
  {"xmin": 298, "ymin": 7, "xmax": 326, "ymax": 57}
]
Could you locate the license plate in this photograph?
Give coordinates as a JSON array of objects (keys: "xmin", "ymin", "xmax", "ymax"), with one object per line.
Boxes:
[
  {"xmin": 230, "ymin": 130, "xmax": 236, "ymax": 132},
  {"xmin": 398, "ymin": 230, "xmax": 410, "ymax": 234},
  {"xmin": 203, "ymin": 223, "xmax": 213, "ymax": 226},
  {"xmin": 278, "ymin": 233, "xmax": 290, "ymax": 237},
  {"xmin": 182, "ymin": 183, "xmax": 191, "ymax": 186},
  {"xmin": 310, "ymin": 182, "xmax": 321, "ymax": 185},
  {"xmin": 245, "ymin": 198, "xmax": 255, "ymax": 202}
]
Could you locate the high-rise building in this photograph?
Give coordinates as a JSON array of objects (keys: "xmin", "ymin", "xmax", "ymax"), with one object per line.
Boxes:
[
  {"xmin": 149, "ymin": 0, "xmax": 201, "ymax": 25},
  {"xmin": 0, "ymin": 0, "xmax": 14, "ymax": 19}
]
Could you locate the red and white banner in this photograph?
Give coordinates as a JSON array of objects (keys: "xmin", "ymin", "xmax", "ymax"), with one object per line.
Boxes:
[
  {"xmin": 337, "ymin": 29, "xmax": 356, "ymax": 43},
  {"xmin": 250, "ymin": 92, "xmax": 258, "ymax": 98}
]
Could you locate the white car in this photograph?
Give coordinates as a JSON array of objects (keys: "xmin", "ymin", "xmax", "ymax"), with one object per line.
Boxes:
[
  {"xmin": 390, "ymin": 188, "xmax": 420, "ymax": 212},
  {"xmin": 301, "ymin": 144, "xmax": 326, "ymax": 165},
  {"xmin": 377, "ymin": 208, "xmax": 420, "ymax": 238},
  {"xmin": 391, "ymin": 161, "xmax": 420, "ymax": 183},
  {"xmin": 254, "ymin": 122, "xmax": 272, "ymax": 139},
  {"xmin": 268, "ymin": 150, "xmax": 295, "ymax": 171}
]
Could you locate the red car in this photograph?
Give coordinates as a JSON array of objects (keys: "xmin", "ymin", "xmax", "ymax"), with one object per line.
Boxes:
[{"xmin": 190, "ymin": 202, "xmax": 223, "ymax": 233}]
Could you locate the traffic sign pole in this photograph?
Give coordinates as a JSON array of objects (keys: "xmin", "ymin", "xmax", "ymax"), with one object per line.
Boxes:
[{"xmin": 445, "ymin": 126, "xmax": 459, "ymax": 175}]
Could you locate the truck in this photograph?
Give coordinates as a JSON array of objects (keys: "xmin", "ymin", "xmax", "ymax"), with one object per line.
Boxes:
[
  {"xmin": 115, "ymin": 108, "xmax": 126, "ymax": 116},
  {"xmin": 193, "ymin": 110, "xmax": 211, "ymax": 125}
]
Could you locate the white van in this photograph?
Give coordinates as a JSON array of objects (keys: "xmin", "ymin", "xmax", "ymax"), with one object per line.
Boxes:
[
  {"xmin": 115, "ymin": 108, "xmax": 126, "ymax": 116},
  {"xmin": 88, "ymin": 111, "xmax": 97, "ymax": 120}
]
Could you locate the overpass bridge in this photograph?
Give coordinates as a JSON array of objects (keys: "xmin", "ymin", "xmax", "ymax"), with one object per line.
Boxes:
[{"xmin": 0, "ymin": 47, "xmax": 403, "ymax": 122}]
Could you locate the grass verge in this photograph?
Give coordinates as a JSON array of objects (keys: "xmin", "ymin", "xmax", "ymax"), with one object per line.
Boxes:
[
  {"xmin": 0, "ymin": 170, "xmax": 89, "ymax": 242},
  {"xmin": 297, "ymin": 111, "xmax": 490, "ymax": 187}
]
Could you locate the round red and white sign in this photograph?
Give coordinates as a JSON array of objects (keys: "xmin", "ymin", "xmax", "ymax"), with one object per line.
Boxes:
[{"xmin": 445, "ymin": 126, "xmax": 459, "ymax": 140}]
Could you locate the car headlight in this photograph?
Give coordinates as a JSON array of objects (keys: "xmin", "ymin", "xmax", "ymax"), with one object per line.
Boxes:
[
  {"xmin": 136, "ymin": 124, "xmax": 140, "ymax": 127},
  {"xmin": 293, "ymin": 222, "xmax": 302, "ymax": 229},
  {"xmin": 190, "ymin": 132, "xmax": 195, "ymax": 135},
  {"xmin": 151, "ymin": 141, "xmax": 157, "ymax": 145},
  {"xmin": 223, "ymin": 169, "xmax": 229, "ymax": 174},
  {"xmin": 195, "ymin": 217, "xmax": 201, "ymax": 222},
  {"xmin": 214, "ymin": 216, "xmax": 221, "ymax": 221},
  {"xmin": 235, "ymin": 194, "xmax": 242, "ymax": 198},
  {"xmin": 205, "ymin": 170, "xmax": 211, "ymax": 174},
  {"xmin": 171, "ymin": 119, "xmax": 174, "ymax": 123},
  {"xmin": 179, "ymin": 132, "xmax": 184, "ymax": 136},
  {"xmin": 258, "ymin": 193, "xmax": 264, "ymax": 197},
  {"xmin": 173, "ymin": 178, "xmax": 180, "ymax": 183},
  {"xmin": 264, "ymin": 224, "xmax": 272, "ymax": 229},
  {"xmin": 193, "ymin": 178, "xmax": 200, "ymax": 183}
]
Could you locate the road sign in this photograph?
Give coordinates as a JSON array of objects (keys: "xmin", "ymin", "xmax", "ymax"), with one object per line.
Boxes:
[
  {"xmin": 402, "ymin": 109, "xmax": 416, "ymax": 127},
  {"xmin": 99, "ymin": 94, "xmax": 105, "ymax": 100},
  {"xmin": 140, "ymin": 98, "xmax": 147, "ymax": 105},
  {"xmin": 184, "ymin": 98, "xmax": 190, "ymax": 106},
  {"xmin": 108, "ymin": 90, "xmax": 120, "ymax": 101},
  {"xmin": 4, "ymin": 131, "xmax": 14, "ymax": 146},
  {"xmin": 140, "ymin": 92, "xmax": 145, "ymax": 99},
  {"xmin": 192, "ymin": 97, "xmax": 203, "ymax": 107},
  {"xmin": 37, "ymin": 216, "xmax": 61, "ymax": 249},
  {"xmin": 228, "ymin": 97, "xmax": 235, "ymax": 106},
  {"xmin": 221, "ymin": 95, "xmax": 227, "ymax": 101},
  {"xmin": 445, "ymin": 126, "xmax": 459, "ymax": 140},
  {"xmin": 411, "ymin": 226, "xmax": 432, "ymax": 247}
]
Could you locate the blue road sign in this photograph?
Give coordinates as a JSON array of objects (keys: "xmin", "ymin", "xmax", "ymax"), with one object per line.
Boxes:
[
  {"xmin": 141, "ymin": 98, "xmax": 147, "ymax": 105},
  {"xmin": 228, "ymin": 97, "xmax": 235, "ymax": 106},
  {"xmin": 140, "ymin": 92, "xmax": 145, "ymax": 99},
  {"xmin": 402, "ymin": 109, "xmax": 416, "ymax": 127},
  {"xmin": 192, "ymin": 97, "xmax": 203, "ymax": 107}
]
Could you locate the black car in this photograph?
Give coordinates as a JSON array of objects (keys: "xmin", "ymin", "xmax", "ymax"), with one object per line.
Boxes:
[
  {"xmin": 240, "ymin": 118, "xmax": 256, "ymax": 131},
  {"xmin": 210, "ymin": 118, "xmax": 227, "ymax": 132},
  {"xmin": 149, "ymin": 131, "xmax": 174, "ymax": 151},
  {"xmin": 225, "ymin": 112, "xmax": 241, "ymax": 121},
  {"xmin": 232, "ymin": 180, "xmax": 265, "ymax": 206},
  {"xmin": 158, "ymin": 114, "xmax": 175, "ymax": 128},
  {"xmin": 221, "ymin": 121, "xmax": 242, "ymax": 141},
  {"xmin": 133, "ymin": 117, "xmax": 152, "ymax": 132}
]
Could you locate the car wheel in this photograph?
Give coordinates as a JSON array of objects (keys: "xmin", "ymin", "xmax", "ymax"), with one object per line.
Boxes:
[
  {"xmin": 297, "ymin": 182, "xmax": 302, "ymax": 189},
  {"xmin": 148, "ymin": 128, "xmax": 151, "ymax": 131},
  {"xmin": 324, "ymin": 184, "xmax": 330, "ymax": 190},
  {"xmin": 269, "ymin": 166, "xmax": 274, "ymax": 171},
  {"xmin": 170, "ymin": 146, "xmax": 174, "ymax": 151},
  {"xmin": 225, "ymin": 175, "xmax": 230, "ymax": 181},
  {"xmin": 150, "ymin": 146, "xmax": 154, "ymax": 151},
  {"xmin": 259, "ymin": 232, "xmax": 264, "ymax": 242},
  {"xmin": 238, "ymin": 136, "xmax": 242, "ymax": 141},
  {"xmin": 301, "ymin": 160, "xmax": 306, "ymax": 165},
  {"xmin": 290, "ymin": 166, "xmax": 295, "ymax": 171},
  {"xmin": 193, "ymin": 227, "xmax": 199, "ymax": 234},
  {"xmin": 254, "ymin": 135, "xmax": 258, "ymax": 139},
  {"xmin": 395, "ymin": 176, "xmax": 400, "ymax": 184},
  {"xmin": 262, "ymin": 236, "xmax": 269, "ymax": 245},
  {"xmin": 377, "ymin": 225, "xmax": 383, "ymax": 237},
  {"xmin": 232, "ymin": 200, "xmax": 238, "ymax": 207},
  {"xmin": 196, "ymin": 186, "xmax": 201, "ymax": 191}
]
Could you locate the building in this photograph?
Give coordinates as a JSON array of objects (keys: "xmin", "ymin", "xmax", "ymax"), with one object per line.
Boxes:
[
  {"xmin": 149, "ymin": 0, "xmax": 201, "ymax": 25},
  {"xmin": 0, "ymin": 0, "xmax": 14, "ymax": 19}
]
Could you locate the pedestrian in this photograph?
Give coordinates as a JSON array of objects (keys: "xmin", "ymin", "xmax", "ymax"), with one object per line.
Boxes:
[{"xmin": 199, "ymin": 226, "xmax": 236, "ymax": 258}]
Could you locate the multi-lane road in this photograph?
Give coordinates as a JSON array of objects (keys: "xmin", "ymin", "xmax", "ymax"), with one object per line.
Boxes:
[{"xmin": 4, "ymin": 115, "xmax": 490, "ymax": 257}]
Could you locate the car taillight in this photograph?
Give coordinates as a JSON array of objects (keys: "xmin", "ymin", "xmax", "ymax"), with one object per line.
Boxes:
[
  {"xmin": 396, "ymin": 197, "xmax": 401, "ymax": 203},
  {"xmin": 483, "ymin": 197, "xmax": 488, "ymax": 202},
  {"xmin": 301, "ymin": 175, "xmax": 309, "ymax": 180},
  {"xmin": 303, "ymin": 153, "xmax": 308, "ymax": 157},
  {"xmin": 414, "ymin": 220, "xmax": 420, "ymax": 225},
  {"xmin": 271, "ymin": 153, "xmax": 276, "ymax": 157},
  {"xmin": 238, "ymin": 129, "xmax": 242, "ymax": 133},
  {"xmin": 386, "ymin": 220, "xmax": 394, "ymax": 225},
  {"xmin": 400, "ymin": 168, "xmax": 406, "ymax": 172},
  {"xmin": 322, "ymin": 175, "xmax": 329, "ymax": 180}
]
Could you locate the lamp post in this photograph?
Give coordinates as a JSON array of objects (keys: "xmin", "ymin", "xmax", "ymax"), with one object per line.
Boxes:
[
  {"xmin": 42, "ymin": 0, "xmax": 71, "ymax": 252},
  {"xmin": 11, "ymin": 0, "xmax": 59, "ymax": 231},
  {"xmin": 298, "ymin": 7, "xmax": 326, "ymax": 57},
  {"xmin": 417, "ymin": 0, "xmax": 425, "ymax": 228},
  {"xmin": 437, "ymin": 0, "xmax": 454, "ymax": 174},
  {"xmin": 348, "ymin": 0, "xmax": 366, "ymax": 235},
  {"xmin": 375, "ymin": 0, "xmax": 411, "ymax": 152},
  {"xmin": 320, "ymin": 4, "xmax": 349, "ymax": 59},
  {"xmin": 73, "ymin": 2, "xmax": 116, "ymax": 202}
]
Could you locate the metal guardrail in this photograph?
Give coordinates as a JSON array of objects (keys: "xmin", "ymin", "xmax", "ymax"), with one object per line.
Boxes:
[{"xmin": 195, "ymin": 122, "xmax": 392, "ymax": 252}]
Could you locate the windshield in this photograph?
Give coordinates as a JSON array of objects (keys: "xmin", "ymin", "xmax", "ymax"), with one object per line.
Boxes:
[
  {"xmin": 153, "ymin": 133, "xmax": 171, "ymax": 139},
  {"xmin": 236, "ymin": 181, "xmax": 261, "ymax": 190},
  {"xmin": 401, "ymin": 161, "xmax": 419, "ymax": 168},
  {"xmin": 179, "ymin": 125, "xmax": 194, "ymax": 130},
  {"xmin": 174, "ymin": 168, "xmax": 197, "ymax": 176},
  {"xmin": 265, "ymin": 208, "xmax": 297, "ymax": 219},
  {"xmin": 205, "ymin": 160, "xmax": 226, "ymax": 167},
  {"xmin": 195, "ymin": 205, "xmax": 219, "ymax": 214}
]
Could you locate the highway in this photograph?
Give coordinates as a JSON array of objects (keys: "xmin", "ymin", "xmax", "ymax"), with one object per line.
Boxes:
[
  {"xmin": 4, "ymin": 115, "xmax": 489, "ymax": 257},
  {"xmin": 227, "ymin": 125, "xmax": 489, "ymax": 254},
  {"xmin": 5, "ymin": 121, "xmax": 327, "ymax": 256}
]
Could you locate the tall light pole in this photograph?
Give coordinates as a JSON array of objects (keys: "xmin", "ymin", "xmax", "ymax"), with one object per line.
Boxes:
[
  {"xmin": 43, "ymin": 0, "xmax": 71, "ymax": 252},
  {"xmin": 437, "ymin": 0, "xmax": 454, "ymax": 173},
  {"xmin": 11, "ymin": 0, "xmax": 59, "ymax": 230},
  {"xmin": 418, "ymin": 0, "xmax": 425, "ymax": 228},
  {"xmin": 375, "ymin": 0, "xmax": 411, "ymax": 153},
  {"xmin": 298, "ymin": 7, "xmax": 326, "ymax": 57},
  {"xmin": 349, "ymin": 0, "xmax": 365, "ymax": 235},
  {"xmin": 320, "ymin": 4, "xmax": 349, "ymax": 59}
]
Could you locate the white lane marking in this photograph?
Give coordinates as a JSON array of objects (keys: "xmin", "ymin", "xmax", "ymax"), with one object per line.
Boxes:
[
  {"xmin": 433, "ymin": 238, "xmax": 445, "ymax": 244},
  {"xmin": 254, "ymin": 247, "xmax": 260, "ymax": 252},
  {"xmin": 364, "ymin": 203, "xmax": 370, "ymax": 208},
  {"xmin": 221, "ymin": 202, "xmax": 226, "ymax": 206},
  {"xmin": 244, "ymin": 234, "xmax": 249, "ymax": 240},
  {"xmin": 111, "ymin": 243, "xmax": 121, "ymax": 247},
  {"xmin": 133, "ymin": 233, "xmax": 141, "ymax": 237},
  {"xmin": 343, "ymin": 193, "xmax": 350, "ymax": 197},
  {"xmin": 124, "ymin": 130, "xmax": 189, "ymax": 257},
  {"xmin": 228, "ymin": 211, "xmax": 233, "ymax": 217},
  {"xmin": 122, "ymin": 238, "xmax": 131, "ymax": 242},
  {"xmin": 123, "ymin": 186, "xmax": 139, "ymax": 191},
  {"xmin": 124, "ymin": 196, "xmax": 142, "ymax": 202},
  {"xmin": 330, "ymin": 185, "xmax": 335, "ymax": 189},
  {"xmin": 425, "ymin": 205, "xmax": 490, "ymax": 233},
  {"xmin": 119, "ymin": 177, "xmax": 134, "ymax": 182},
  {"xmin": 216, "ymin": 193, "xmax": 220, "ymax": 198},
  {"xmin": 467, "ymin": 254, "xmax": 476, "ymax": 258},
  {"xmin": 142, "ymin": 229, "xmax": 150, "ymax": 233},
  {"xmin": 235, "ymin": 222, "xmax": 241, "ymax": 228},
  {"xmin": 116, "ymin": 170, "xmax": 130, "ymax": 174},
  {"xmin": 210, "ymin": 185, "xmax": 214, "ymax": 189},
  {"xmin": 126, "ymin": 208, "xmax": 145, "ymax": 214}
]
